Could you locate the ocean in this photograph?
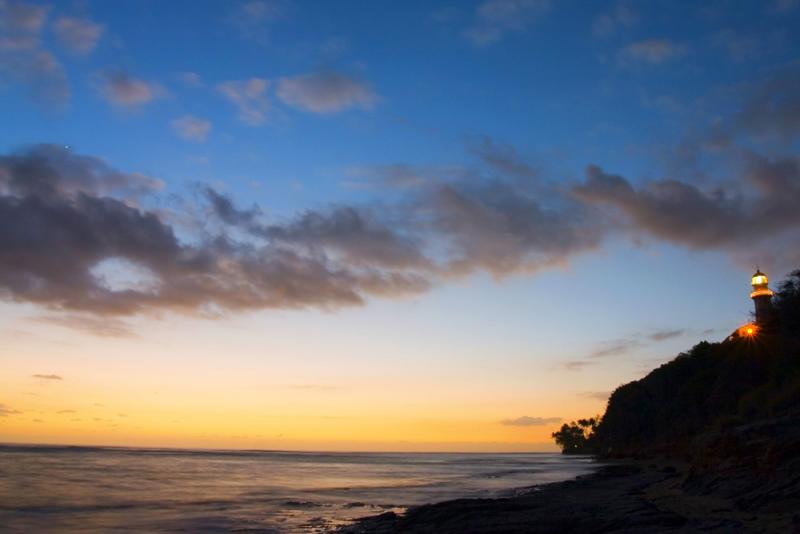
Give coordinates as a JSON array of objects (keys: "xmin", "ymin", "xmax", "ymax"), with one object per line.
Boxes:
[{"xmin": 0, "ymin": 444, "xmax": 597, "ymax": 532}]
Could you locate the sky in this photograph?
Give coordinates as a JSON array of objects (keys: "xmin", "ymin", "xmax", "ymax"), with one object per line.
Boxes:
[{"xmin": 1, "ymin": 0, "xmax": 800, "ymax": 452}]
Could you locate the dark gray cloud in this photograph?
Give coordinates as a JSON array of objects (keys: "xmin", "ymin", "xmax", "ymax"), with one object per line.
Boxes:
[
  {"xmin": 32, "ymin": 374, "xmax": 62, "ymax": 380},
  {"xmin": 276, "ymin": 71, "xmax": 377, "ymax": 114},
  {"xmin": 500, "ymin": 415, "xmax": 561, "ymax": 426},
  {"xmin": 428, "ymin": 178, "xmax": 602, "ymax": 277},
  {"xmin": 0, "ymin": 145, "xmax": 434, "ymax": 319},
  {"xmin": 573, "ymin": 156, "xmax": 800, "ymax": 250},
  {"xmin": 0, "ymin": 143, "xmax": 607, "ymax": 327},
  {"xmin": 263, "ymin": 206, "xmax": 432, "ymax": 270}
]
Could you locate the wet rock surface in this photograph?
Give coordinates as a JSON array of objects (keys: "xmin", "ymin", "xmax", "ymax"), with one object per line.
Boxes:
[{"xmin": 336, "ymin": 461, "xmax": 797, "ymax": 533}]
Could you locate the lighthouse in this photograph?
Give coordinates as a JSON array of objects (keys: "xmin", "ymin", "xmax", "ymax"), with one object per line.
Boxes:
[{"xmin": 750, "ymin": 269, "xmax": 774, "ymax": 325}]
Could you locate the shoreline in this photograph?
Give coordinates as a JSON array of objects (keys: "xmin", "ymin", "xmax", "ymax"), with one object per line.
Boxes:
[{"xmin": 336, "ymin": 459, "xmax": 797, "ymax": 533}]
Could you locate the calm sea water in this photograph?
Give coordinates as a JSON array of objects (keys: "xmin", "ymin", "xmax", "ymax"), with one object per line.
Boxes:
[{"xmin": 0, "ymin": 445, "xmax": 596, "ymax": 532}]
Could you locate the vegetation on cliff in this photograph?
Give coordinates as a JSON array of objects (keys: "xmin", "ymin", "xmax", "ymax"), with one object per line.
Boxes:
[{"xmin": 555, "ymin": 269, "xmax": 800, "ymax": 457}]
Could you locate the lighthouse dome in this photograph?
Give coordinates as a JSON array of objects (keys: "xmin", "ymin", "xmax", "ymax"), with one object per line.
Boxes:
[{"xmin": 752, "ymin": 269, "xmax": 768, "ymax": 286}]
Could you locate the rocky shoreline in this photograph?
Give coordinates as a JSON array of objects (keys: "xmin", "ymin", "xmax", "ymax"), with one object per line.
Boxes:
[{"xmin": 336, "ymin": 460, "xmax": 798, "ymax": 533}]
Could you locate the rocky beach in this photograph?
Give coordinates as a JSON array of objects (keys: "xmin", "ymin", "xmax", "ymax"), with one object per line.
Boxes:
[{"xmin": 340, "ymin": 458, "xmax": 798, "ymax": 533}]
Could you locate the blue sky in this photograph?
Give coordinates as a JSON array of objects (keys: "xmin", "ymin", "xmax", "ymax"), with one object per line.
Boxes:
[{"xmin": 1, "ymin": 0, "xmax": 799, "ymax": 450}]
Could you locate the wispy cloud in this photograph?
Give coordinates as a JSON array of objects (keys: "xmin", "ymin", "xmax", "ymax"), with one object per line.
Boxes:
[
  {"xmin": 648, "ymin": 329, "xmax": 685, "ymax": 342},
  {"xmin": 464, "ymin": 0, "xmax": 550, "ymax": 46},
  {"xmin": 619, "ymin": 38, "xmax": 686, "ymax": 64},
  {"xmin": 32, "ymin": 374, "xmax": 62, "ymax": 380},
  {"xmin": 287, "ymin": 384, "xmax": 340, "ymax": 391},
  {"xmin": 590, "ymin": 338, "xmax": 642, "ymax": 358},
  {"xmin": 171, "ymin": 115, "xmax": 212, "ymax": 142},
  {"xmin": 96, "ymin": 71, "xmax": 162, "ymax": 107},
  {"xmin": 230, "ymin": 0, "xmax": 284, "ymax": 43},
  {"xmin": 32, "ymin": 314, "xmax": 135, "ymax": 338},
  {"xmin": 0, "ymin": 0, "xmax": 47, "ymax": 50},
  {"xmin": 0, "ymin": 1, "xmax": 69, "ymax": 106},
  {"xmin": 54, "ymin": 16, "xmax": 103, "ymax": 54},
  {"xmin": 500, "ymin": 415, "xmax": 561, "ymax": 426},
  {"xmin": 276, "ymin": 71, "xmax": 377, "ymax": 114},
  {"xmin": 579, "ymin": 391, "xmax": 611, "ymax": 401},
  {"xmin": 562, "ymin": 360, "xmax": 595, "ymax": 371},
  {"xmin": 0, "ymin": 403, "xmax": 22, "ymax": 416},
  {"xmin": 176, "ymin": 71, "xmax": 203, "ymax": 87},
  {"xmin": 592, "ymin": 3, "xmax": 636, "ymax": 37},
  {"xmin": 217, "ymin": 78, "xmax": 270, "ymax": 125}
]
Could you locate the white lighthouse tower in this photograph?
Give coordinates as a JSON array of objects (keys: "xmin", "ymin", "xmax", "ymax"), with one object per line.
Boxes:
[{"xmin": 750, "ymin": 269, "xmax": 774, "ymax": 325}]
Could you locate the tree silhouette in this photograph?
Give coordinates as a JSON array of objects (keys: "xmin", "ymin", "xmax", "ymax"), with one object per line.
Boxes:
[{"xmin": 552, "ymin": 417, "xmax": 599, "ymax": 454}]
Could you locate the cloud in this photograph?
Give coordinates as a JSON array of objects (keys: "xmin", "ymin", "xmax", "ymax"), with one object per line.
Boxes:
[
  {"xmin": 0, "ymin": 2, "xmax": 69, "ymax": 106},
  {"xmin": 57, "ymin": 409, "xmax": 76, "ymax": 414},
  {"xmin": 276, "ymin": 71, "xmax": 377, "ymax": 114},
  {"xmin": 217, "ymin": 78, "xmax": 270, "ymax": 125},
  {"xmin": 287, "ymin": 384, "xmax": 340, "ymax": 391},
  {"xmin": 343, "ymin": 164, "xmax": 429, "ymax": 189},
  {"xmin": 231, "ymin": 0, "xmax": 284, "ymax": 43},
  {"xmin": 592, "ymin": 3, "xmax": 636, "ymax": 37},
  {"xmin": 0, "ymin": 145, "xmax": 435, "ymax": 318},
  {"xmin": 734, "ymin": 65, "xmax": 800, "ymax": 140},
  {"xmin": 500, "ymin": 415, "xmax": 561, "ymax": 426},
  {"xmin": 464, "ymin": 0, "xmax": 550, "ymax": 46},
  {"xmin": 176, "ymin": 71, "xmax": 203, "ymax": 87},
  {"xmin": 0, "ymin": 48, "xmax": 69, "ymax": 105},
  {"xmin": 468, "ymin": 135, "xmax": 539, "ymax": 180},
  {"xmin": 426, "ymin": 177, "xmax": 602, "ymax": 278},
  {"xmin": 96, "ymin": 71, "xmax": 161, "ymax": 107},
  {"xmin": 711, "ymin": 30, "xmax": 759, "ymax": 63},
  {"xmin": 590, "ymin": 338, "xmax": 642, "ymax": 358},
  {"xmin": 562, "ymin": 360, "xmax": 595, "ymax": 371},
  {"xmin": 573, "ymin": 158, "xmax": 800, "ymax": 250},
  {"xmin": 0, "ymin": 142, "xmax": 607, "ymax": 323},
  {"xmin": 770, "ymin": 0, "xmax": 798, "ymax": 13},
  {"xmin": 579, "ymin": 391, "xmax": 611, "ymax": 401},
  {"xmin": 0, "ymin": 0, "xmax": 47, "ymax": 50},
  {"xmin": 619, "ymin": 38, "xmax": 686, "ymax": 64},
  {"xmin": 33, "ymin": 314, "xmax": 136, "ymax": 338},
  {"xmin": 54, "ymin": 16, "xmax": 103, "ymax": 54},
  {"xmin": 32, "ymin": 374, "xmax": 62, "ymax": 380},
  {"xmin": 171, "ymin": 115, "xmax": 212, "ymax": 142},
  {"xmin": 648, "ymin": 329, "xmax": 685, "ymax": 342},
  {"xmin": 261, "ymin": 205, "xmax": 432, "ymax": 270},
  {"xmin": 0, "ymin": 403, "xmax": 22, "ymax": 416}
]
